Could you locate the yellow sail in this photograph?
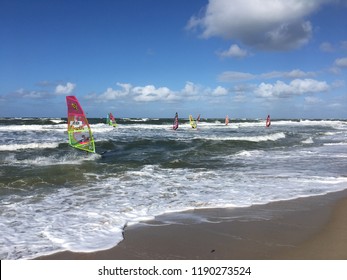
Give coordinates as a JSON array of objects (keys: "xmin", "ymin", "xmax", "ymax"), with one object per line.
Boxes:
[{"xmin": 189, "ymin": 115, "xmax": 197, "ymax": 129}]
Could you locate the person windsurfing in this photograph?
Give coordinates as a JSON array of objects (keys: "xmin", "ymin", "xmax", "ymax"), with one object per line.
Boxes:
[
  {"xmin": 173, "ymin": 112, "xmax": 179, "ymax": 130},
  {"xmin": 266, "ymin": 115, "xmax": 271, "ymax": 127}
]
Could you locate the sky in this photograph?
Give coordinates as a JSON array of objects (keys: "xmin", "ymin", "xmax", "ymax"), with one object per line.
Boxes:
[{"xmin": 1, "ymin": 0, "xmax": 347, "ymax": 119}]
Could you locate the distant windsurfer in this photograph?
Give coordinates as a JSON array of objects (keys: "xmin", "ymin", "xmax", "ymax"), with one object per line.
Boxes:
[
  {"xmin": 173, "ymin": 112, "xmax": 179, "ymax": 130},
  {"xmin": 189, "ymin": 115, "xmax": 197, "ymax": 129},
  {"xmin": 266, "ymin": 115, "xmax": 271, "ymax": 127}
]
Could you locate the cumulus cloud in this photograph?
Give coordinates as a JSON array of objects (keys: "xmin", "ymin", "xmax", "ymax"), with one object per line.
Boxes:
[
  {"xmin": 182, "ymin": 81, "xmax": 200, "ymax": 96},
  {"xmin": 255, "ymin": 79, "xmax": 329, "ymax": 98},
  {"xmin": 187, "ymin": 0, "xmax": 334, "ymax": 50},
  {"xmin": 85, "ymin": 81, "xmax": 233, "ymax": 104},
  {"xmin": 87, "ymin": 82, "xmax": 184, "ymax": 103},
  {"xmin": 100, "ymin": 83, "xmax": 131, "ymax": 100},
  {"xmin": 217, "ymin": 44, "xmax": 248, "ymax": 58},
  {"xmin": 55, "ymin": 82, "xmax": 76, "ymax": 95},
  {"xmin": 212, "ymin": 86, "xmax": 228, "ymax": 96},
  {"xmin": 133, "ymin": 85, "xmax": 178, "ymax": 102}
]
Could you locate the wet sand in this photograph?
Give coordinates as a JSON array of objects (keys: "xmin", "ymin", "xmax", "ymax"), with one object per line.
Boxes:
[{"xmin": 36, "ymin": 189, "xmax": 347, "ymax": 260}]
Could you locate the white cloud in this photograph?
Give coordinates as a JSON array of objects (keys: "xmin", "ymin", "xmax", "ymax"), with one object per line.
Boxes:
[
  {"xmin": 261, "ymin": 69, "xmax": 316, "ymax": 79},
  {"xmin": 13, "ymin": 88, "xmax": 50, "ymax": 99},
  {"xmin": 217, "ymin": 44, "xmax": 248, "ymax": 58},
  {"xmin": 334, "ymin": 57, "xmax": 347, "ymax": 67},
  {"xmin": 187, "ymin": 0, "xmax": 335, "ymax": 50},
  {"xmin": 182, "ymin": 81, "xmax": 200, "ymax": 96},
  {"xmin": 212, "ymin": 86, "xmax": 228, "ymax": 96},
  {"xmin": 98, "ymin": 83, "xmax": 131, "ymax": 100},
  {"xmin": 218, "ymin": 71, "xmax": 255, "ymax": 82},
  {"xmin": 85, "ymin": 81, "xmax": 207, "ymax": 103},
  {"xmin": 55, "ymin": 82, "xmax": 76, "ymax": 95},
  {"xmin": 255, "ymin": 79, "xmax": 329, "ymax": 98},
  {"xmin": 218, "ymin": 69, "xmax": 315, "ymax": 82},
  {"xmin": 133, "ymin": 85, "xmax": 178, "ymax": 102}
]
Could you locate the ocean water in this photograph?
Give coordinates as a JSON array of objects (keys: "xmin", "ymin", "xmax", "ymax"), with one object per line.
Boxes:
[{"xmin": 0, "ymin": 117, "xmax": 347, "ymax": 259}]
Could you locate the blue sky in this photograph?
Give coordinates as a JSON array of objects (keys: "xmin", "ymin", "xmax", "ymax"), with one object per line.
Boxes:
[{"xmin": 1, "ymin": 0, "xmax": 347, "ymax": 118}]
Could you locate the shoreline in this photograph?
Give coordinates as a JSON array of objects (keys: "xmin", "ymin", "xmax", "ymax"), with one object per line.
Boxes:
[{"xmin": 36, "ymin": 189, "xmax": 347, "ymax": 260}]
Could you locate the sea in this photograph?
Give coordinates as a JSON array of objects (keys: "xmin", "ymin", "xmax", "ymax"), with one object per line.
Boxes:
[{"xmin": 1, "ymin": 117, "xmax": 347, "ymax": 259}]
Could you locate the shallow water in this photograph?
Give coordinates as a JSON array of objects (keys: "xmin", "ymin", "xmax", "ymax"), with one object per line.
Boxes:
[{"xmin": 1, "ymin": 117, "xmax": 347, "ymax": 259}]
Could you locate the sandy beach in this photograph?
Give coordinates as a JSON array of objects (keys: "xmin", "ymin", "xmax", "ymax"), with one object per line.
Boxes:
[{"xmin": 36, "ymin": 189, "xmax": 347, "ymax": 260}]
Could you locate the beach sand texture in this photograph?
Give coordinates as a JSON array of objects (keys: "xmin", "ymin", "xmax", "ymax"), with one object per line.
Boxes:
[{"xmin": 37, "ymin": 189, "xmax": 347, "ymax": 260}]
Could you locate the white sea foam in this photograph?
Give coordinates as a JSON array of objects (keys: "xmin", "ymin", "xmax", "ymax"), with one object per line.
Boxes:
[
  {"xmin": 0, "ymin": 143, "xmax": 60, "ymax": 151},
  {"xmin": 1, "ymin": 118, "xmax": 347, "ymax": 260},
  {"xmin": 200, "ymin": 132, "xmax": 286, "ymax": 142},
  {"xmin": 50, "ymin": 119, "xmax": 65, "ymax": 124},
  {"xmin": 5, "ymin": 164, "xmax": 346, "ymax": 259},
  {"xmin": 324, "ymin": 142, "xmax": 347, "ymax": 146},
  {"xmin": 235, "ymin": 150, "xmax": 265, "ymax": 158},
  {"xmin": 0, "ymin": 124, "xmax": 67, "ymax": 132},
  {"xmin": 302, "ymin": 137, "xmax": 314, "ymax": 144}
]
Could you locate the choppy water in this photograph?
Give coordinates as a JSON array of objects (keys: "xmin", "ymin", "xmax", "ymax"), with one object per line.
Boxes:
[{"xmin": 0, "ymin": 117, "xmax": 347, "ymax": 259}]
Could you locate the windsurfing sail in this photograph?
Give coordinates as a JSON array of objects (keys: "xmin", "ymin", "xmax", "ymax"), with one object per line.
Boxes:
[
  {"xmin": 189, "ymin": 115, "xmax": 197, "ymax": 129},
  {"xmin": 225, "ymin": 115, "xmax": 229, "ymax": 125},
  {"xmin": 66, "ymin": 96, "xmax": 95, "ymax": 153},
  {"xmin": 173, "ymin": 112, "xmax": 179, "ymax": 130},
  {"xmin": 107, "ymin": 113, "xmax": 117, "ymax": 127},
  {"xmin": 266, "ymin": 115, "xmax": 271, "ymax": 127},
  {"xmin": 196, "ymin": 114, "xmax": 201, "ymax": 123}
]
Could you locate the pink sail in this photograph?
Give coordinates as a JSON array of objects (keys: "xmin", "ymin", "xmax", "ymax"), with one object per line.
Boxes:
[
  {"xmin": 266, "ymin": 115, "xmax": 271, "ymax": 127},
  {"xmin": 66, "ymin": 96, "xmax": 95, "ymax": 153},
  {"xmin": 225, "ymin": 115, "xmax": 229, "ymax": 125},
  {"xmin": 173, "ymin": 112, "xmax": 179, "ymax": 130}
]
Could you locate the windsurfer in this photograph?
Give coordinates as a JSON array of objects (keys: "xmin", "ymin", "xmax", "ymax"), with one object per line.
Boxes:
[
  {"xmin": 266, "ymin": 115, "xmax": 271, "ymax": 127},
  {"xmin": 173, "ymin": 112, "xmax": 179, "ymax": 130},
  {"xmin": 80, "ymin": 135, "xmax": 89, "ymax": 143}
]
